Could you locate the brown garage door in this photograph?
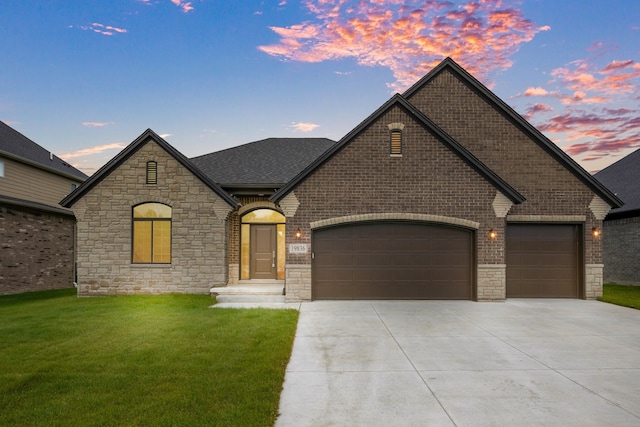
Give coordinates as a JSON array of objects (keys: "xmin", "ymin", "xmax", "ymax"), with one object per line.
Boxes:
[
  {"xmin": 506, "ymin": 224, "xmax": 581, "ymax": 298},
  {"xmin": 312, "ymin": 222, "xmax": 474, "ymax": 300}
]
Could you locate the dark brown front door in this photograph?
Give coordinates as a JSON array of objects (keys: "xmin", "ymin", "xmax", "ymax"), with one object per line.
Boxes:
[
  {"xmin": 506, "ymin": 224, "xmax": 581, "ymax": 298},
  {"xmin": 251, "ymin": 225, "xmax": 277, "ymax": 279},
  {"xmin": 312, "ymin": 222, "xmax": 474, "ymax": 300}
]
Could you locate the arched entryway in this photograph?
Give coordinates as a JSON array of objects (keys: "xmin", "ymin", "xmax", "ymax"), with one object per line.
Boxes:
[{"xmin": 240, "ymin": 209, "xmax": 286, "ymax": 280}]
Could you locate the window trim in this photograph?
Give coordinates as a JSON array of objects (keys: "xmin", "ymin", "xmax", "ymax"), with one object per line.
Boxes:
[
  {"xmin": 131, "ymin": 202, "xmax": 172, "ymax": 264},
  {"xmin": 0, "ymin": 160, "xmax": 4, "ymax": 178}
]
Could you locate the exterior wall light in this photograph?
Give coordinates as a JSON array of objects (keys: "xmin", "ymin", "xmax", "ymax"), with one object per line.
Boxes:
[
  {"xmin": 489, "ymin": 229, "xmax": 497, "ymax": 240},
  {"xmin": 295, "ymin": 228, "xmax": 302, "ymax": 239},
  {"xmin": 592, "ymin": 227, "xmax": 601, "ymax": 238}
]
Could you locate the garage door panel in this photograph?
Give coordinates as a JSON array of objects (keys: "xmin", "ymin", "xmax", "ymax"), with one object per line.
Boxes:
[
  {"xmin": 506, "ymin": 224, "xmax": 581, "ymax": 298},
  {"xmin": 313, "ymin": 222, "xmax": 473, "ymax": 300}
]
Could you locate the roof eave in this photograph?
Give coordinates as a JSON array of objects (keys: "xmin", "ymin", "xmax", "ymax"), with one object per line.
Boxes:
[
  {"xmin": 0, "ymin": 149, "xmax": 87, "ymax": 182},
  {"xmin": 61, "ymin": 129, "xmax": 239, "ymax": 209}
]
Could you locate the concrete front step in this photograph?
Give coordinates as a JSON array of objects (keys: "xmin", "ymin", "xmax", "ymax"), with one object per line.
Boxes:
[
  {"xmin": 210, "ymin": 283, "xmax": 286, "ymax": 306},
  {"xmin": 216, "ymin": 294, "xmax": 286, "ymax": 304},
  {"xmin": 211, "ymin": 302, "xmax": 300, "ymax": 310}
]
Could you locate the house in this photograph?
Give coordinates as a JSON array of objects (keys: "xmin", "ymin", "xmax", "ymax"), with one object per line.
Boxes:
[
  {"xmin": 61, "ymin": 58, "xmax": 621, "ymax": 300},
  {"xmin": 594, "ymin": 148, "xmax": 640, "ymax": 285},
  {"xmin": 0, "ymin": 121, "xmax": 87, "ymax": 295}
]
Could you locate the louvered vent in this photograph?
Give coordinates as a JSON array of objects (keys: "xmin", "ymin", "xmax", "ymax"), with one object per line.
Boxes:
[
  {"xmin": 390, "ymin": 130, "xmax": 402, "ymax": 155},
  {"xmin": 146, "ymin": 161, "xmax": 157, "ymax": 184}
]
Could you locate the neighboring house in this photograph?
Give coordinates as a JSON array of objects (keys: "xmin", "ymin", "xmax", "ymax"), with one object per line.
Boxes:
[
  {"xmin": 62, "ymin": 58, "xmax": 621, "ymax": 301},
  {"xmin": 0, "ymin": 121, "xmax": 87, "ymax": 295},
  {"xmin": 594, "ymin": 148, "xmax": 640, "ymax": 285}
]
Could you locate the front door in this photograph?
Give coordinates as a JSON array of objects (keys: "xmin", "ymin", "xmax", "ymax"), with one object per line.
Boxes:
[{"xmin": 250, "ymin": 225, "xmax": 277, "ymax": 279}]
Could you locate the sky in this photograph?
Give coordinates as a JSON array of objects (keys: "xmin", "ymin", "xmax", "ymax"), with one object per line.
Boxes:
[{"xmin": 1, "ymin": 0, "xmax": 639, "ymax": 176}]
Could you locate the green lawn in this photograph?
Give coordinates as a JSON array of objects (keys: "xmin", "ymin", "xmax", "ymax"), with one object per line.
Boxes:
[
  {"xmin": 599, "ymin": 283, "xmax": 640, "ymax": 310},
  {"xmin": 0, "ymin": 288, "xmax": 299, "ymax": 427}
]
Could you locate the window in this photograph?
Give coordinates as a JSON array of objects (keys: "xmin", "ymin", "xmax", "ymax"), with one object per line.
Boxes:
[
  {"xmin": 70, "ymin": 183, "xmax": 77, "ymax": 192},
  {"xmin": 132, "ymin": 203, "xmax": 172, "ymax": 263},
  {"xmin": 0, "ymin": 160, "xmax": 4, "ymax": 178},
  {"xmin": 388, "ymin": 123, "xmax": 404, "ymax": 156},
  {"xmin": 146, "ymin": 161, "xmax": 157, "ymax": 184}
]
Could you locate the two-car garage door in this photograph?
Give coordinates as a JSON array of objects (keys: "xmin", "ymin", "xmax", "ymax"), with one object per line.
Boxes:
[
  {"xmin": 312, "ymin": 222, "xmax": 473, "ymax": 300},
  {"xmin": 311, "ymin": 221, "xmax": 582, "ymax": 300}
]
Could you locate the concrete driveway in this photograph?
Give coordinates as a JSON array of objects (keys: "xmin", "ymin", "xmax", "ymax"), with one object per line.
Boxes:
[{"xmin": 275, "ymin": 300, "xmax": 640, "ymax": 426}]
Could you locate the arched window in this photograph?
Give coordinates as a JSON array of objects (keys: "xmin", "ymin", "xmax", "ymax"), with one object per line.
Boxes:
[{"xmin": 132, "ymin": 203, "xmax": 172, "ymax": 264}]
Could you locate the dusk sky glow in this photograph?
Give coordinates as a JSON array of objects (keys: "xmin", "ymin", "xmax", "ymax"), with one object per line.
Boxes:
[{"xmin": 1, "ymin": 0, "xmax": 639, "ymax": 175}]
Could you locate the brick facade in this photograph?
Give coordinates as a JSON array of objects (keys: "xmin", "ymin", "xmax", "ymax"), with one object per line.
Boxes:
[
  {"xmin": 278, "ymin": 67, "xmax": 608, "ymax": 301},
  {"xmin": 70, "ymin": 141, "xmax": 231, "ymax": 295},
  {"xmin": 603, "ymin": 217, "xmax": 640, "ymax": 285},
  {"xmin": 0, "ymin": 203, "xmax": 75, "ymax": 295}
]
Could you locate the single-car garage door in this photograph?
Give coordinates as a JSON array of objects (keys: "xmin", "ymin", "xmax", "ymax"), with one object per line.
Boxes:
[
  {"xmin": 506, "ymin": 224, "xmax": 582, "ymax": 298},
  {"xmin": 312, "ymin": 222, "xmax": 474, "ymax": 300}
]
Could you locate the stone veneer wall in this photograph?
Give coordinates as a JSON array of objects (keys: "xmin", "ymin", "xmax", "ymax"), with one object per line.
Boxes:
[
  {"xmin": 70, "ymin": 141, "xmax": 231, "ymax": 295},
  {"xmin": 0, "ymin": 202, "xmax": 75, "ymax": 295},
  {"xmin": 285, "ymin": 264, "xmax": 311, "ymax": 301},
  {"xmin": 585, "ymin": 264, "xmax": 604, "ymax": 299},
  {"xmin": 477, "ymin": 265, "xmax": 506, "ymax": 301},
  {"xmin": 603, "ymin": 217, "xmax": 640, "ymax": 285}
]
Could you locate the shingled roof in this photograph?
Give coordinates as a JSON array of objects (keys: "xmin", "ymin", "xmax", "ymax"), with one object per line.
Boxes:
[
  {"xmin": 190, "ymin": 137, "xmax": 336, "ymax": 187},
  {"xmin": 594, "ymin": 148, "xmax": 640, "ymax": 219},
  {"xmin": 0, "ymin": 121, "xmax": 88, "ymax": 180}
]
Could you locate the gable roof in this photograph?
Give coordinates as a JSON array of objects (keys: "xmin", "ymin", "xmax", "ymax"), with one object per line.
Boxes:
[
  {"xmin": 594, "ymin": 148, "xmax": 640, "ymax": 219},
  {"xmin": 190, "ymin": 137, "xmax": 336, "ymax": 187},
  {"xmin": 0, "ymin": 121, "xmax": 88, "ymax": 181},
  {"xmin": 61, "ymin": 129, "xmax": 239, "ymax": 208},
  {"xmin": 271, "ymin": 93, "xmax": 526, "ymax": 204},
  {"xmin": 402, "ymin": 57, "xmax": 623, "ymax": 209}
]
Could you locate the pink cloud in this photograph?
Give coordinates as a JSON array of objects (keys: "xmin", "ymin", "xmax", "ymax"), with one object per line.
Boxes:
[
  {"xmin": 171, "ymin": 0, "xmax": 194, "ymax": 13},
  {"xmin": 59, "ymin": 142, "xmax": 127, "ymax": 160},
  {"xmin": 258, "ymin": 0, "xmax": 550, "ymax": 91},
  {"xmin": 288, "ymin": 122, "xmax": 320, "ymax": 132},
  {"xmin": 524, "ymin": 87, "xmax": 551, "ymax": 96},
  {"xmin": 75, "ymin": 23, "xmax": 127, "ymax": 36},
  {"xmin": 82, "ymin": 122, "xmax": 112, "ymax": 128},
  {"xmin": 522, "ymin": 103, "xmax": 553, "ymax": 120}
]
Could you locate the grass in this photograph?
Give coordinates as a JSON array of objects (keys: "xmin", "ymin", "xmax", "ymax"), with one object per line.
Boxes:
[
  {"xmin": 0, "ymin": 288, "xmax": 299, "ymax": 427},
  {"xmin": 599, "ymin": 283, "xmax": 640, "ymax": 310}
]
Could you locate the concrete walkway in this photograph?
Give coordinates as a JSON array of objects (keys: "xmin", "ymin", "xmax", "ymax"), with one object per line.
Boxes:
[{"xmin": 275, "ymin": 300, "xmax": 640, "ymax": 426}]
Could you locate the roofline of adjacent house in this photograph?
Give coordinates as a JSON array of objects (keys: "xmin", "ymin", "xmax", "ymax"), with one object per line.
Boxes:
[
  {"xmin": 0, "ymin": 149, "xmax": 87, "ymax": 182},
  {"xmin": 60, "ymin": 129, "xmax": 239, "ymax": 209},
  {"xmin": 403, "ymin": 57, "xmax": 623, "ymax": 209},
  {"xmin": 0, "ymin": 195, "xmax": 75, "ymax": 217},
  {"xmin": 605, "ymin": 208, "xmax": 640, "ymax": 221},
  {"xmin": 271, "ymin": 93, "xmax": 526, "ymax": 205}
]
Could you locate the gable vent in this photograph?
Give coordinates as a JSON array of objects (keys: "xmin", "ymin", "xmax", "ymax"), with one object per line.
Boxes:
[
  {"xmin": 390, "ymin": 130, "xmax": 402, "ymax": 155},
  {"xmin": 146, "ymin": 161, "xmax": 158, "ymax": 184}
]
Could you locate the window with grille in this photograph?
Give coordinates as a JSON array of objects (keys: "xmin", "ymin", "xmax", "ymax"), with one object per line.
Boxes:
[
  {"xmin": 146, "ymin": 161, "xmax": 157, "ymax": 184},
  {"xmin": 132, "ymin": 203, "xmax": 172, "ymax": 264}
]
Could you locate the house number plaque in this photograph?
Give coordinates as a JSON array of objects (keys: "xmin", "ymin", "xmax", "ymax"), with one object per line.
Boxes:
[{"xmin": 288, "ymin": 244, "xmax": 308, "ymax": 254}]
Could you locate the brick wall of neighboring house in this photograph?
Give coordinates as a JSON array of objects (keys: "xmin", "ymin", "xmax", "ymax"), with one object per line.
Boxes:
[
  {"xmin": 70, "ymin": 141, "xmax": 231, "ymax": 296},
  {"xmin": 283, "ymin": 105, "xmax": 502, "ymax": 300},
  {"xmin": 603, "ymin": 217, "xmax": 640, "ymax": 285},
  {"xmin": 0, "ymin": 203, "xmax": 75, "ymax": 295}
]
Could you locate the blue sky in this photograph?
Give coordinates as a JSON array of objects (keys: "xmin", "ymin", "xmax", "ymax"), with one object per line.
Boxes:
[{"xmin": 1, "ymin": 0, "xmax": 639, "ymax": 175}]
